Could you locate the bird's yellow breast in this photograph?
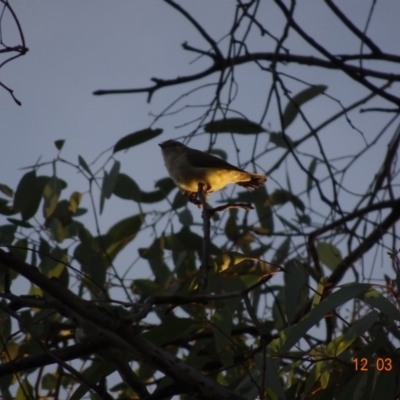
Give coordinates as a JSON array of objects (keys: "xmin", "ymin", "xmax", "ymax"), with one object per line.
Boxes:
[
  {"xmin": 174, "ymin": 165, "xmax": 244, "ymax": 192},
  {"xmin": 162, "ymin": 145, "xmax": 249, "ymax": 192}
]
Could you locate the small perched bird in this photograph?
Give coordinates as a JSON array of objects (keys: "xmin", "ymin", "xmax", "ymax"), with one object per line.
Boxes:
[{"xmin": 159, "ymin": 140, "xmax": 267, "ymax": 198}]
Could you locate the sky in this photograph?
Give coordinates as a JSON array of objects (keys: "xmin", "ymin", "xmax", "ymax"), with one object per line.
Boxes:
[
  {"xmin": 2, "ymin": 1, "xmax": 399, "ymax": 193},
  {"xmin": 1, "ymin": 0, "xmax": 399, "ymax": 305},
  {"xmin": 1, "ymin": 0, "xmax": 400, "ymax": 396}
]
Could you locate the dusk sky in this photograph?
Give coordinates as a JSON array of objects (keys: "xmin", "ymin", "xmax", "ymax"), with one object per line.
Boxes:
[{"xmin": 1, "ymin": 1, "xmax": 399, "ymax": 287}]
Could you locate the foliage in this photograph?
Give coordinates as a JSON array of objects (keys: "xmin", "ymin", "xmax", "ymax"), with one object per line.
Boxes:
[{"xmin": 1, "ymin": 1, "xmax": 400, "ymax": 400}]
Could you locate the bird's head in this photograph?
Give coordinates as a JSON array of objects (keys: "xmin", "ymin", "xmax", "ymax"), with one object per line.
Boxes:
[{"xmin": 159, "ymin": 140, "xmax": 187, "ymax": 158}]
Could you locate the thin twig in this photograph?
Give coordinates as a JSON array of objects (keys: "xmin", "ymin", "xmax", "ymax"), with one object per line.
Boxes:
[{"xmin": 198, "ymin": 183, "xmax": 211, "ymax": 293}]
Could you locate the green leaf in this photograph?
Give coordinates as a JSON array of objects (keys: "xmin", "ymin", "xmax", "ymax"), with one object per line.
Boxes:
[
  {"xmin": 140, "ymin": 189, "xmax": 167, "ymax": 203},
  {"xmin": 113, "ymin": 173, "xmax": 167, "ymax": 203},
  {"xmin": 104, "ymin": 214, "xmax": 145, "ymax": 261},
  {"xmin": 178, "ymin": 209, "xmax": 193, "ymax": 226},
  {"xmin": 38, "ymin": 238, "xmax": 51, "ymax": 263},
  {"xmin": 285, "ymin": 259, "xmax": 308, "ymax": 324},
  {"xmin": 43, "ymin": 176, "xmax": 65, "ymax": 218},
  {"xmin": 154, "ymin": 177, "xmax": 176, "ymax": 195},
  {"xmin": 212, "ymin": 308, "xmax": 233, "ymax": 368},
  {"xmin": 254, "ymin": 355, "xmax": 286, "ymax": 399},
  {"xmin": 0, "ymin": 224, "xmax": 17, "ymax": 245},
  {"xmin": 138, "ymin": 237, "xmax": 171, "ymax": 286},
  {"xmin": 70, "ymin": 362, "xmax": 117, "ymax": 400},
  {"xmin": 0, "ymin": 198, "xmax": 15, "ymax": 216},
  {"xmin": 172, "ymin": 190, "xmax": 188, "ymax": 209},
  {"xmin": 40, "ymin": 247, "xmax": 67, "ymax": 280},
  {"xmin": 7, "ymin": 218, "xmax": 32, "ymax": 228},
  {"xmin": 102, "ymin": 160, "xmax": 120, "ymax": 200},
  {"xmin": 99, "ymin": 170, "xmax": 107, "ymax": 214},
  {"xmin": 131, "ymin": 279, "xmax": 164, "ymax": 297},
  {"xmin": 237, "ymin": 186, "xmax": 274, "ymax": 233},
  {"xmin": 297, "ymin": 214, "xmax": 311, "ymax": 225},
  {"xmin": 144, "ymin": 316, "xmax": 196, "ymax": 345},
  {"xmin": 0, "ymin": 308, "xmax": 11, "ymax": 339},
  {"xmin": 269, "ymin": 132, "xmax": 294, "ymax": 148},
  {"xmin": 282, "ymin": 85, "xmax": 327, "ymax": 129},
  {"xmin": 279, "ymin": 283, "xmax": 371, "ymax": 352},
  {"xmin": 113, "ymin": 173, "xmax": 142, "ymax": 201},
  {"xmin": 204, "ymin": 118, "xmax": 265, "ymax": 134},
  {"xmin": 42, "ymin": 373, "xmax": 58, "ymax": 390},
  {"xmin": 78, "ymin": 155, "xmax": 93, "ymax": 177},
  {"xmin": 224, "ymin": 209, "xmax": 239, "ymax": 242},
  {"xmin": 100, "ymin": 161, "xmax": 121, "ymax": 212},
  {"xmin": 174, "ymin": 227, "xmax": 221, "ymax": 256},
  {"xmin": 74, "ymin": 229, "xmax": 107, "ymax": 287},
  {"xmin": 48, "ymin": 218, "xmax": 66, "ymax": 243},
  {"xmin": 307, "ymin": 158, "xmax": 318, "ymax": 197},
  {"xmin": 267, "ymin": 189, "xmax": 305, "ymax": 211},
  {"xmin": 13, "ymin": 171, "xmax": 47, "ymax": 220},
  {"xmin": 30, "ymin": 245, "xmax": 37, "ymax": 267},
  {"xmin": 271, "ymin": 237, "xmax": 290, "ymax": 265},
  {"xmin": 0, "ymin": 183, "xmax": 13, "ymax": 198},
  {"xmin": 319, "ymin": 363, "xmax": 331, "ymax": 390},
  {"xmin": 69, "ymin": 192, "xmax": 82, "ymax": 214},
  {"xmin": 54, "ymin": 139, "xmax": 65, "ymax": 150},
  {"xmin": 164, "ymin": 232, "xmax": 198, "ymax": 278},
  {"xmin": 16, "ymin": 379, "xmax": 33, "ymax": 400},
  {"xmin": 369, "ymin": 367, "xmax": 397, "ymax": 399},
  {"xmin": 326, "ymin": 311, "xmax": 379, "ymax": 357},
  {"xmin": 44, "ymin": 200, "xmax": 74, "ymax": 232},
  {"xmin": 305, "ymin": 358, "xmax": 331, "ymax": 393},
  {"xmin": 337, "ymin": 373, "xmax": 367, "ymax": 400},
  {"xmin": 107, "ymin": 214, "xmax": 143, "ymax": 241},
  {"xmin": 360, "ymin": 288, "xmax": 400, "ymax": 321},
  {"xmin": 316, "ymin": 242, "xmax": 342, "ymax": 271},
  {"xmin": 311, "ymin": 277, "xmax": 327, "ymax": 308},
  {"xmin": 215, "ymin": 251, "xmax": 248, "ymax": 272},
  {"xmin": 10, "ymin": 238, "xmax": 28, "ymax": 261},
  {"xmin": 113, "ymin": 128, "xmax": 163, "ymax": 154}
]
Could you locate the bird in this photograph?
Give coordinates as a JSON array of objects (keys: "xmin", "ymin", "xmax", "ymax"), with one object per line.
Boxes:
[{"xmin": 159, "ymin": 140, "xmax": 267, "ymax": 200}]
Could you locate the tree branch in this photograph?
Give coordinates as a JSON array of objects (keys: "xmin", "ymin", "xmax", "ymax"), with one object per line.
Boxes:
[
  {"xmin": 0, "ymin": 249, "xmax": 246, "ymax": 400},
  {"xmin": 274, "ymin": 0, "xmax": 400, "ymax": 106},
  {"xmin": 324, "ymin": 0, "xmax": 382, "ymax": 55},
  {"xmin": 327, "ymin": 198, "xmax": 400, "ymax": 285},
  {"xmin": 94, "ymin": 51, "xmax": 400, "ymax": 103}
]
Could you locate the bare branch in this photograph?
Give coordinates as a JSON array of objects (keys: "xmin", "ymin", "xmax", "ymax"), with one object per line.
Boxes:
[
  {"xmin": 164, "ymin": 0, "xmax": 224, "ymax": 61},
  {"xmin": 324, "ymin": 0, "xmax": 382, "ymax": 55}
]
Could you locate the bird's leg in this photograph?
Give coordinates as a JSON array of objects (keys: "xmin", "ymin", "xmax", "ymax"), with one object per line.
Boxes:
[
  {"xmin": 200, "ymin": 183, "xmax": 210, "ymax": 203},
  {"xmin": 183, "ymin": 190, "xmax": 202, "ymax": 207},
  {"xmin": 182, "ymin": 183, "xmax": 209, "ymax": 208},
  {"xmin": 197, "ymin": 182, "xmax": 210, "ymax": 208}
]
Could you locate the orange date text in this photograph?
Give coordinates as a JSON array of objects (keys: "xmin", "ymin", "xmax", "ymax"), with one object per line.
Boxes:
[{"xmin": 353, "ymin": 357, "xmax": 392, "ymax": 372}]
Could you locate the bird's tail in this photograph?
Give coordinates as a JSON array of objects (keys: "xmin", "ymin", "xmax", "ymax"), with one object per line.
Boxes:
[{"xmin": 237, "ymin": 173, "xmax": 267, "ymax": 190}]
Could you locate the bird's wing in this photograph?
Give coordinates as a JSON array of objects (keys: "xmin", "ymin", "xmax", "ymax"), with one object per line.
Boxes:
[{"xmin": 188, "ymin": 148, "xmax": 245, "ymax": 171}]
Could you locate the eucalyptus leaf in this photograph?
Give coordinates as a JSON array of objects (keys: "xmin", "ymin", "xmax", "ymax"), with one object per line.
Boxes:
[
  {"xmin": 282, "ymin": 85, "xmax": 327, "ymax": 129},
  {"xmin": 204, "ymin": 118, "xmax": 265, "ymax": 134},
  {"xmin": 113, "ymin": 128, "xmax": 163, "ymax": 153}
]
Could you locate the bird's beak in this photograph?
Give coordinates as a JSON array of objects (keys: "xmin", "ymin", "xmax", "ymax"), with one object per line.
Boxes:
[{"xmin": 158, "ymin": 142, "xmax": 165, "ymax": 148}]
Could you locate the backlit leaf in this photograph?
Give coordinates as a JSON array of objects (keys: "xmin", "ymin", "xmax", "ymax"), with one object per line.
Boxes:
[{"xmin": 316, "ymin": 242, "xmax": 342, "ymax": 271}]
